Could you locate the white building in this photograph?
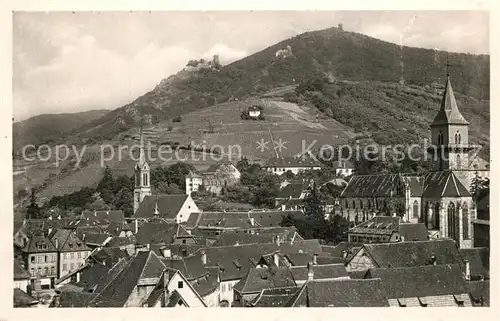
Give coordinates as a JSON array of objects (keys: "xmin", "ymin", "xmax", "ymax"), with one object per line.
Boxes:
[{"xmin": 185, "ymin": 171, "xmax": 203, "ymax": 195}]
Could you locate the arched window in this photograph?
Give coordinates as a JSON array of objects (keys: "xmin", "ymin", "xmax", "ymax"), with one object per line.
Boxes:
[
  {"xmin": 447, "ymin": 202, "xmax": 458, "ymax": 241},
  {"xmin": 413, "ymin": 200, "xmax": 419, "ymax": 219},
  {"xmin": 458, "ymin": 133, "xmax": 462, "ymax": 144},
  {"xmin": 360, "ymin": 200, "xmax": 363, "ymax": 209},
  {"xmin": 456, "ymin": 155, "xmax": 461, "ymax": 169},
  {"xmin": 368, "ymin": 199, "xmax": 372, "ymax": 209},
  {"xmin": 345, "ymin": 199, "xmax": 349, "ymax": 209},
  {"xmin": 454, "ymin": 131, "xmax": 462, "ymax": 145},
  {"xmin": 437, "ymin": 131, "xmax": 443, "ymax": 146},
  {"xmin": 352, "ymin": 200, "xmax": 356, "ymax": 209},
  {"xmin": 462, "ymin": 202, "xmax": 469, "ymax": 240}
]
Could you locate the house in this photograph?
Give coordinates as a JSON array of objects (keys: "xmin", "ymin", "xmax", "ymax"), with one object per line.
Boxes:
[
  {"xmin": 152, "ymin": 268, "xmax": 207, "ymax": 307},
  {"xmin": 347, "ymin": 216, "xmax": 429, "ymax": 243},
  {"xmin": 135, "ymin": 221, "xmax": 195, "ymax": 247},
  {"xmin": 20, "ymin": 232, "xmax": 58, "ymax": 290},
  {"xmin": 334, "ymin": 160, "xmax": 355, "ymax": 177},
  {"xmin": 263, "ymin": 156, "xmax": 321, "ymax": 176},
  {"xmin": 88, "ymin": 251, "xmax": 167, "ymax": 307},
  {"xmin": 48, "ymin": 229, "xmax": 91, "ymax": 280},
  {"xmin": 274, "ymin": 181, "xmax": 310, "ymax": 209},
  {"xmin": 201, "ymin": 161, "xmax": 241, "ymax": 195},
  {"xmin": 80, "ymin": 210, "xmax": 125, "ymax": 225},
  {"xmin": 472, "ymin": 193, "xmax": 489, "ymax": 248},
  {"xmin": 283, "ymin": 252, "xmax": 343, "ymax": 267},
  {"xmin": 285, "ymin": 278, "xmax": 390, "ymax": 307},
  {"xmin": 246, "ymin": 287, "xmax": 299, "ymax": 307},
  {"xmin": 185, "ymin": 171, "xmax": 203, "ymax": 195},
  {"xmin": 212, "ymin": 227, "xmax": 301, "ymax": 247},
  {"xmin": 13, "ymin": 288, "xmax": 39, "ymax": 308},
  {"xmin": 133, "ymin": 194, "xmax": 199, "ymax": 223},
  {"xmin": 289, "ymin": 263, "xmax": 349, "ymax": 285},
  {"xmin": 346, "ymin": 239, "xmax": 464, "ymax": 272},
  {"xmin": 247, "ymin": 105, "xmax": 262, "ymax": 118},
  {"xmin": 14, "ymin": 259, "xmax": 33, "ymax": 293},
  {"xmin": 233, "ymin": 266, "xmax": 297, "ymax": 306},
  {"xmin": 364, "ymin": 264, "xmax": 472, "ymax": 307}
]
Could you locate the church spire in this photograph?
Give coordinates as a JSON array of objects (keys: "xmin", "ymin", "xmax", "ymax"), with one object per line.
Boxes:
[{"xmin": 431, "ymin": 74, "xmax": 469, "ymax": 127}]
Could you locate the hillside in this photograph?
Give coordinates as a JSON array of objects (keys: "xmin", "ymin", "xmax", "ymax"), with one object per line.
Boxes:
[
  {"xmin": 13, "ymin": 109, "xmax": 109, "ymax": 150},
  {"xmin": 66, "ymin": 26, "xmax": 489, "ymax": 144}
]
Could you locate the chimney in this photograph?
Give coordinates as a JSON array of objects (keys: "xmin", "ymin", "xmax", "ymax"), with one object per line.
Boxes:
[
  {"xmin": 94, "ymin": 210, "xmax": 97, "ymax": 217},
  {"xmin": 431, "ymin": 255, "xmax": 437, "ymax": 265},
  {"xmin": 162, "ymin": 248, "xmax": 171, "ymax": 258},
  {"xmin": 57, "ymin": 215, "xmax": 61, "ymax": 220},
  {"xmin": 48, "ymin": 227, "xmax": 53, "ymax": 236},
  {"xmin": 134, "ymin": 219, "xmax": 139, "ymax": 234},
  {"xmin": 313, "ymin": 254, "xmax": 318, "ymax": 265},
  {"xmin": 465, "ymin": 260, "xmax": 471, "ymax": 280},
  {"xmin": 201, "ymin": 250, "xmax": 207, "ymax": 265},
  {"xmin": 307, "ymin": 262, "xmax": 314, "ymax": 280},
  {"xmin": 54, "ymin": 238, "xmax": 59, "ymax": 249},
  {"xmin": 400, "ymin": 236, "xmax": 405, "ymax": 242},
  {"xmin": 274, "ymin": 235, "xmax": 281, "ymax": 246},
  {"xmin": 249, "ymin": 217, "xmax": 255, "ymax": 226},
  {"xmin": 82, "ymin": 233, "xmax": 86, "ymax": 241},
  {"xmin": 146, "ymin": 244, "xmax": 150, "ymax": 250},
  {"xmin": 342, "ymin": 250, "xmax": 347, "ymax": 259},
  {"xmin": 281, "ymin": 204, "xmax": 286, "ymax": 211},
  {"xmin": 274, "ymin": 252, "xmax": 279, "ymax": 267},
  {"xmin": 106, "ymin": 211, "xmax": 109, "ymax": 215}
]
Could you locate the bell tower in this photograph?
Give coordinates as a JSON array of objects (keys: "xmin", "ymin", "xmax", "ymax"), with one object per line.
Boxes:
[{"xmin": 133, "ymin": 124, "xmax": 151, "ymax": 214}]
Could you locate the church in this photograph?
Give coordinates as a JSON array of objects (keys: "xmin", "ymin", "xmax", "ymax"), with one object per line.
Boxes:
[{"xmin": 340, "ymin": 74, "xmax": 489, "ymax": 249}]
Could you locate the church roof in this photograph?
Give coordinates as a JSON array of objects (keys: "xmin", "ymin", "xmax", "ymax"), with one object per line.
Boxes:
[
  {"xmin": 133, "ymin": 194, "xmax": 189, "ymax": 220},
  {"xmin": 422, "ymin": 171, "xmax": 470, "ymax": 198},
  {"xmin": 431, "ymin": 76, "xmax": 469, "ymax": 126}
]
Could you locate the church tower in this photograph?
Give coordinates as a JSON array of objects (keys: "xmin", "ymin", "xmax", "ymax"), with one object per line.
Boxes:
[
  {"xmin": 429, "ymin": 75, "xmax": 475, "ymax": 181},
  {"xmin": 133, "ymin": 125, "xmax": 151, "ymax": 214}
]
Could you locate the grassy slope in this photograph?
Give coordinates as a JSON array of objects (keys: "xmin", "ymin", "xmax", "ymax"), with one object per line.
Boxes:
[
  {"xmin": 68, "ymin": 26, "xmax": 489, "ymax": 143},
  {"xmin": 13, "ymin": 109, "xmax": 109, "ymax": 149}
]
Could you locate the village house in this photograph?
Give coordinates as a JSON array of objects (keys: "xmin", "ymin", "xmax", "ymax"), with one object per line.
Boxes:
[
  {"xmin": 20, "ymin": 232, "xmax": 59, "ymax": 290},
  {"xmin": 14, "ymin": 259, "xmax": 33, "ymax": 293},
  {"xmin": 48, "ymin": 228, "xmax": 91, "ymax": 281},
  {"xmin": 347, "ymin": 216, "xmax": 429, "ymax": 243},
  {"xmin": 285, "ymin": 278, "xmax": 390, "ymax": 307},
  {"xmin": 185, "ymin": 171, "xmax": 203, "ymax": 195},
  {"xmin": 185, "ymin": 161, "xmax": 241, "ymax": 195},
  {"xmin": 346, "ymin": 239, "xmax": 465, "ymax": 273},
  {"xmin": 334, "ymin": 160, "xmax": 355, "ymax": 177},
  {"xmin": 263, "ymin": 156, "xmax": 321, "ymax": 176},
  {"xmin": 133, "ymin": 194, "xmax": 199, "ymax": 224},
  {"xmin": 364, "ymin": 264, "xmax": 472, "ymax": 307},
  {"xmin": 247, "ymin": 105, "xmax": 262, "ymax": 118}
]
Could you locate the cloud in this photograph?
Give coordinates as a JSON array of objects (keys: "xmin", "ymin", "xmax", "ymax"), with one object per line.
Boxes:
[{"xmin": 14, "ymin": 34, "xmax": 193, "ymax": 120}]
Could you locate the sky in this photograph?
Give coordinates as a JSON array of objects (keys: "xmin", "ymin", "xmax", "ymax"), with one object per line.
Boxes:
[{"xmin": 13, "ymin": 11, "xmax": 489, "ymax": 121}]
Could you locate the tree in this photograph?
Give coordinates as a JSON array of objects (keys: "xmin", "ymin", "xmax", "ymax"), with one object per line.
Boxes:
[
  {"xmin": 236, "ymin": 157, "xmax": 250, "ymax": 172},
  {"xmin": 304, "ymin": 183, "xmax": 325, "ymax": 221},
  {"xmin": 26, "ymin": 188, "xmax": 41, "ymax": 219},
  {"xmin": 387, "ymin": 198, "xmax": 406, "ymax": 217}
]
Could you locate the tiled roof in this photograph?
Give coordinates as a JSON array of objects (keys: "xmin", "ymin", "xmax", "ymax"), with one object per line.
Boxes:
[
  {"xmin": 286, "ymin": 279, "xmax": 390, "ymax": 307},
  {"xmin": 321, "ymin": 242, "xmax": 363, "ymax": 261},
  {"xmin": 347, "ymin": 270, "xmax": 369, "ymax": 279},
  {"xmin": 57, "ymin": 291, "xmax": 96, "ymax": 307},
  {"xmin": 13, "ymin": 288, "xmax": 39, "ymax": 307},
  {"xmin": 367, "ymin": 264, "xmax": 468, "ymax": 298},
  {"xmin": 80, "ymin": 232, "xmax": 111, "ymax": 246},
  {"xmin": 49, "ymin": 228, "xmax": 90, "ymax": 252},
  {"xmin": 248, "ymin": 287, "xmax": 299, "ymax": 307},
  {"xmin": 467, "ymin": 280, "xmax": 489, "ymax": 307},
  {"xmin": 277, "ymin": 183, "xmax": 306, "ymax": 199},
  {"xmin": 213, "ymin": 227, "xmax": 299, "ymax": 247},
  {"xmin": 135, "ymin": 221, "xmax": 180, "ymax": 245},
  {"xmin": 89, "ymin": 251, "xmax": 165, "ymax": 307},
  {"xmin": 185, "ymin": 211, "xmax": 304, "ymax": 229},
  {"xmin": 165, "ymin": 289, "xmax": 188, "ymax": 307},
  {"xmin": 401, "ymin": 175, "xmax": 425, "ymax": 197},
  {"xmin": 190, "ymin": 267, "xmax": 220, "ymax": 297},
  {"xmin": 81, "ymin": 210, "xmax": 125, "ymax": 224},
  {"xmin": 161, "ymin": 255, "xmax": 207, "ymax": 280},
  {"xmin": 105, "ymin": 221, "xmax": 132, "ymax": 236},
  {"xmin": 133, "ymin": 194, "xmax": 188, "ymax": 219},
  {"xmin": 146, "ymin": 285, "xmax": 164, "ymax": 307},
  {"xmin": 398, "ymin": 223, "xmax": 429, "ymax": 241},
  {"xmin": 14, "ymin": 260, "xmax": 31, "ymax": 280},
  {"xmin": 340, "ymin": 174, "xmax": 404, "ymax": 198},
  {"xmin": 204, "ymin": 160, "xmax": 237, "ymax": 174},
  {"xmin": 431, "ymin": 76, "xmax": 469, "ymax": 126},
  {"xmin": 349, "ymin": 216, "xmax": 400, "ymax": 236},
  {"xmin": 106, "ymin": 236, "xmax": 136, "ymax": 248},
  {"xmin": 233, "ymin": 266, "xmax": 296, "ymax": 294},
  {"xmin": 284, "ymin": 253, "xmax": 343, "ymax": 266},
  {"xmin": 459, "ymin": 247, "xmax": 489, "ymax": 279},
  {"xmin": 22, "ymin": 233, "xmax": 57, "ymax": 253},
  {"xmin": 77, "ymin": 258, "xmax": 131, "ymax": 292},
  {"xmin": 290, "ymin": 264, "xmax": 348, "ymax": 281},
  {"xmin": 357, "ymin": 239, "xmax": 463, "ymax": 269},
  {"xmin": 422, "ymin": 171, "xmax": 470, "ymax": 198},
  {"xmin": 90, "ymin": 247, "xmax": 129, "ymax": 267}
]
